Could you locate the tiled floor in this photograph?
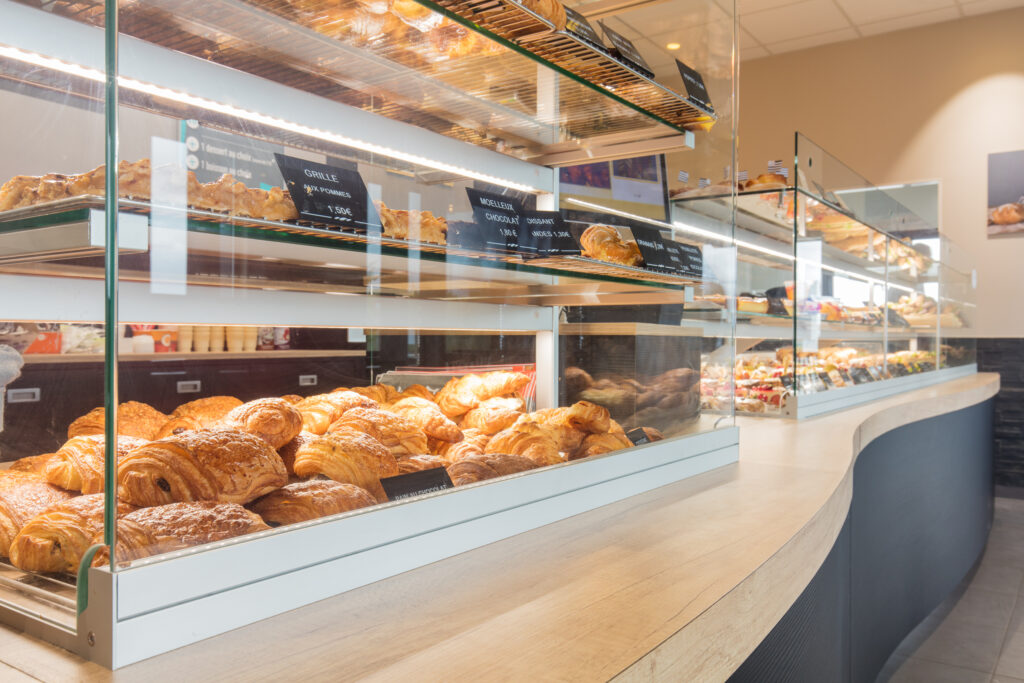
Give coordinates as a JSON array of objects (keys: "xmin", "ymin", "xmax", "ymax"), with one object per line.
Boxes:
[{"xmin": 885, "ymin": 497, "xmax": 1024, "ymax": 682}]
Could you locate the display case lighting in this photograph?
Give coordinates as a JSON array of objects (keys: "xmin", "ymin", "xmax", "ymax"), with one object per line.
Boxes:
[{"xmin": 0, "ymin": 45, "xmax": 543, "ymax": 194}]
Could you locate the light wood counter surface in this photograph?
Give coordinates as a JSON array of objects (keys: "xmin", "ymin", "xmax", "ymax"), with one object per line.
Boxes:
[{"xmin": 0, "ymin": 373, "xmax": 999, "ymax": 682}]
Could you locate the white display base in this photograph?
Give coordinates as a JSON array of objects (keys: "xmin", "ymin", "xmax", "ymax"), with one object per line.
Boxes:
[{"xmin": 57, "ymin": 427, "xmax": 738, "ymax": 668}]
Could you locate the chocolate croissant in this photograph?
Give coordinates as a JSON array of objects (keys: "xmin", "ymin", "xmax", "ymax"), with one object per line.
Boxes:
[
  {"xmin": 328, "ymin": 407, "xmax": 428, "ymax": 457},
  {"xmin": 446, "ymin": 453, "xmax": 539, "ymax": 486},
  {"xmin": 294, "ymin": 391, "xmax": 377, "ymax": 435},
  {"xmin": 117, "ymin": 429, "xmax": 288, "ymax": 507},
  {"xmin": 97, "ymin": 501, "xmax": 270, "ymax": 565},
  {"xmin": 68, "ymin": 401, "xmax": 169, "ymax": 441},
  {"xmin": 248, "ymin": 480, "xmax": 377, "ymax": 527},
  {"xmin": 387, "ymin": 397, "xmax": 462, "ymax": 443},
  {"xmin": 0, "ymin": 473, "xmax": 75, "ymax": 557},
  {"xmin": 278, "ymin": 431, "xmax": 318, "ymax": 477},
  {"xmin": 459, "ymin": 396, "xmax": 525, "ymax": 435},
  {"xmin": 156, "ymin": 395, "xmax": 243, "ymax": 438},
  {"xmin": 485, "ymin": 426, "xmax": 564, "ymax": 467},
  {"xmin": 291, "ymin": 430, "xmax": 398, "ymax": 501},
  {"xmin": 9, "ymin": 494, "xmax": 135, "ymax": 573},
  {"xmin": 434, "ymin": 371, "xmax": 530, "ymax": 418},
  {"xmin": 434, "ymin": 428, "xmax": 490, "ymax": 464},
  {"xmin": 44, "ymin": 435, "xmax": 149, "ymax": 493},
  {"xmin": 222, "ymin": 398, "xmax": 302, "ymax": 449},
  {"xmin": 395, "ymin": 454, "xmax": 447, "ymax": 474}
]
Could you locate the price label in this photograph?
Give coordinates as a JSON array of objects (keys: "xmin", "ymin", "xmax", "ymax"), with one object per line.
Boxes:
[
  {"xmin": 380, "ymin": 467, "xmax": 454, "ymax": 502},
  {"xmin": 465, "ymin": 188, "xmax": 523, "ymax": 251},
  {"xmin": 626, "ymin": 428, "xmax": 654, "ymax": 446},
  {"xmin": 564, "ymin": 7, "xmax": 607, "ymax": 50},
  {"xmin": 630, "ymin": 224, "xmax": 674, "ymax": 273},
  {"xmin": 600, "ymin": 22, "xmax": 653, "ymax": 77},
  {"xmin": 519, "ymin": 211, "xmax": 580, "ymax": 256},
  {"xmin": 274, "ymin": 154, "xmax": 370, "ymax": 230},
  {"xmin": 663, "ymin": 239, "xmax": 703, "ymax": 279},
  {"xmin": 675, "ymin": 59, "xmax": 714, "ymax": 113}
]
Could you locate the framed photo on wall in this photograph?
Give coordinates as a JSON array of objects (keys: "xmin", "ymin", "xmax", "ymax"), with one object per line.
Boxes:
[{"xmin": 987, "ymin": 149, "xmax": 1024, "ymax": 237}]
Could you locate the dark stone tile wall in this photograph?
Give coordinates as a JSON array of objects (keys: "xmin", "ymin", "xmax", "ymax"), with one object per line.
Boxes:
[{"xmin": 977, "ymin": 339, "xmax": 1024, "ymax": 488}]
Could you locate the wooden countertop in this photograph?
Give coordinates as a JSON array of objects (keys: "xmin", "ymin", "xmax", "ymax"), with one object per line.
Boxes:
[{"xmin": 0, "ymin": 373, "xmax": 999, "ymax": 682}]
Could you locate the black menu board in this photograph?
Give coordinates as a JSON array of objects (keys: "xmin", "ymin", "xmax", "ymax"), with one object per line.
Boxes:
[
  {"xmin": 274, "ymin": 153, "xmax": 371, "ymax": 230},
  {"xmin": 665, "ymin": 240, "xmax": 703, "ymax": 279},
  {"xmin": 564, "ymin": 7, "xmax": 609, "ymax": 54},
  {"xmin": 380, "ymin": 468, "xmax": 454, "ymax": 502},
  {"xmin": 675, "ymin": 59, "xmax": 714, "ymax": 113},
  {"xmin": 599, "ymin": 22, "xmax": 654, "ymax": 78},
  {"xmin": 465, "ymin": 188, "xmax": 523, "ymax": 251},
  {"xmin": 519, "ymin": 211, "xmax": 580, "ymax": 256},
  {"xmin": 630, "ymin": 224, "xmax": 674, "ymax": 273}
]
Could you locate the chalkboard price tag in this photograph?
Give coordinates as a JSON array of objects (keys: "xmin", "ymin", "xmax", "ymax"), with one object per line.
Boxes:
[
  {"xmin": 675, "ymin": 59, "xmax": 714, "ymax": 113},
  {"xmin": 626, "ymin": 428, "xmax": 654, "ymax": 446},
  {"xmin": 630, "ymin": 224, "xmax": 673, "ymax": 273},
  {"xmin": 663, "ymin": 239, "xmax": 703, "ymax": 279},
  {"xmin": 380, "ymin": 467, "xmax": 454, "ymax": 502},
  {"xmin": 465, "ymin": 188, "xmax": 522, "ymax": 251},
  {"xmin": 564, "ymin": 7, "xmax": 607, "ymax": 51},
  {"xmin": 599, "ymin": 22, "xmax": 654, "ymax": 77},
  {"xmin": 274, "ymin": 154, "xmax": 370, "ymax": 230},
  {"xmin": 519, "ymin": 211, "xmax": 580, "ymax": 256}
]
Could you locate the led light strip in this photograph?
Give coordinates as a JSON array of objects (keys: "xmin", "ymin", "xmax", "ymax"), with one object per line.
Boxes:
[{"xmin": 0, "ymin": 45, "xmax": 542, "ymax": 194}]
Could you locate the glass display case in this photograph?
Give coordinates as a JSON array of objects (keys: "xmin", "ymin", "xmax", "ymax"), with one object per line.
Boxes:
[
  {"xmin": 674, "ymin": 133, "xmax": 976, "ymax": 418},
  {"xmin": 0, "ymin": 0, "xmax": 736, "ymax": 667}
]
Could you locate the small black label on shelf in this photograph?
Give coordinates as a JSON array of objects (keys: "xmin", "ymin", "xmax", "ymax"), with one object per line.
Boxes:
[
  {"xmin": 274, "ymin": 154, "xmax": 370, "ymax": 230},
  {"xmin": 600, "ymin": 22, "xmax": 654, "ymax": 77},
  {"xmin": 630, "ymin": 224, "xmax": 674, "ymax": 273},
  {"xmin": 626, "ymin": 428, "xmax": 652, "ymax": 445},
  {"xmin": 664, "ymin": 240, "xmax": 703, "ymax": 279},
  {"xmin": 519, "ymin": 211, "xmax": 579, "ymax": 256},
  {"xmin": 465, "ymin": 188, "xmax": 523, "ymax": 251},
  {"xmin": 380, "ymin": 467, "xmax": 454, "ymax": 502},
  {"xmin": 675, "ymin": 59, "xmax": 714, "ymax": 113},
  {"xmin": 564, "ymin": 7, "xmax": 605, "ymax": 47}
]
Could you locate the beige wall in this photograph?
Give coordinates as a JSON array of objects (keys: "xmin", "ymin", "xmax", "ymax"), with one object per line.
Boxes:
[{"xmin": 738, "ymin": 7, "xmax": 1024, "ymax": 337}]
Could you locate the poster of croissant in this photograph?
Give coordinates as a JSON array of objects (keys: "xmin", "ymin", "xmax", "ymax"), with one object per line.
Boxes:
[{"xmin": 988, "ymin": 149, "xmax": 1024, "ymax": 237}]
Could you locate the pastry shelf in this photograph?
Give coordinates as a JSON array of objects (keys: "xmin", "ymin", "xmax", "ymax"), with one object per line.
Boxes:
[{"xmin": 20, "ymin": 349, "xmax": 367, "ymax": 365}]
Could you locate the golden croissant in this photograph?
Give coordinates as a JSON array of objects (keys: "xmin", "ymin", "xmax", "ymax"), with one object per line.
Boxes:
[
  {"xmin": 389, "ymin": 384, "xmax": 434, "ymax": 403},
  {"xmin": 395, "ymin": 454, "xmax": 447, "ymax": 474},
  {"xmin": 579, "ymin": 224, "xmax": 643, "ymax": 267},
  {"xmin": 278, "ymin": 431, "xmax": 318, "ymax": 477},
  {"xmin": 0, "ymin": 473, "xmax": 75, "ymax": 557},
  {"xmin": 510, "ymin": 414, "xmax": 583, "ymax": 454},
  {"xmin": 44, "ymin": 435, "xmax": 149, "ymax": 493},
  {"xmin": 295, "ymin": 391, "xmax": 377, "ymax": 435},
  {"xmin": 434, "ymin": 371, "xmax": 530, "ymax": 418},
  {"xmin": 221, "ymin": 398, "xmax": 302, "ymax": 449},
  {"xmin": 387, "ymin": 397, "xmax": 462, "ymax": 443},
  {"xmin": 97, "ymin": 501, "xmax": 270, "ymax": 566},
  {"xmin": 8, "ymin": 453, "xmax": 58, "ymax": 474},
  {"xmin": 459, "ymin": 396, "xmax": 525, "ymax": 435},
  {"xmin": 345, "ymin": 384, "xmax": 395, "ymax": 404},
  {"xmin": 249, "ymin": 480, "xmax": 377, "ymax": 527},
  {"xmin": 446, "ymin": 453, "xmax": 539, "ymax": 486},
  {"xmin": 530, "ymin": 401, "xmax": 610, "ymax": 434},
  {"xmin": 435, "ymin": 428, "xmax": 490, "ymax": 464},
  {"xmin": 67, "ymin": 401, "xmax": 169, "ymax": 441},
  {"xmin": 157, "ymin": 395, "xmax": 242, "ymax": 438},
  {"xmin": 292, "ymin": 430, "xmax": 398, "ymax": 502},
  {"xmin": 485, "ymin": 425, "xmax": 564, "ymax": 467},
  {"xmin": 117, "ymin": 429, "xmax": 288, "ymax": 507},
  {"xmin": 9, "ymin": 494, "xmax": 136, "ymax": 573},
  {"xmin": 328, "ymin": 407, "xmax": 428, "ymax": 456},
  {"xmin": 572, "ymin": 432, "xmax": 633, "ymax": 460}
]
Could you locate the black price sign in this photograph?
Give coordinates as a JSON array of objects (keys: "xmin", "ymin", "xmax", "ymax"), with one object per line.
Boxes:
[
  {"xmin": 465, "ymin": 188, "xmax": 522, "ymax": 251},
  {"xmin": 626, "ymin": 428, "xmax": 653, "ymax": 446},
  {"xmin": 666, "ymin": 240, "xmax": 703, "ymax": 279},
  {"xmin": 600, "ymin": 22, "xmax": 653, "ymax": 77},
  {"xmin": 274, "ymin": 154, "xmax": 370, "ymax": 230},
  {"xmin": 380, "ymin": 467, "xmax": 454, "ymax": 502},
  {"xmin": 675, "ymin": 59, "xmax": 714, "ymax": 113},
  {"xmin": 519, "ymin": 211, "xmax": 579, "ymax": 256},
  {"xmin": 564, "ymin": 7, "xmax": 606, "ymax": 49},
  {"xmin": 630, "ymin": 224, "xmax": 674, "ymax": 273}
]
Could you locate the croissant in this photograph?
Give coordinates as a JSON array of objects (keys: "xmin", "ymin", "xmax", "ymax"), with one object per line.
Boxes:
[
  {"xmin": 571, "ymin": 432, "xmax": 633, "ymax": 460},
  {"xmin": 328, "ymin": 407, "xmax": 428, "ymax": 456},
  {"xmin": 96, "ymin": 502, "xmax": 270, "ymax": 566},
  {"xmin": 221, "ymin": 398, "xmax": 302, "ymax": 449},
  {"xmin": 435, "ymin": 428, "xmax": 491, "ymax": 464},
  {"xmin": 991, "ymin": 203, "xmax": 1024, "ymax": 225},
  {"xmin": 68, "ymin": 401, "xmax": 169, "ymax": 441},
  {"xmin": 446, "ymin": 453, "xmax": 539, "ymax": 486},
  {"xmin": 345, "ymin": 385, "xmax": 395, "ymax": 404},
  {"xmin": 0, "ymin": 473, "xmax": 75, "ymax": 557},
  {"xmin": 295, "ymin": 391, "xmax": 377, "ymax": 435},
  {"xmin": 8, "ymin": 453, "xmax": 58, "ymax": 474},
  {"xmin": 532, "ymin": 401, "xmax": 610, "ymax": 434},
  {"xmin": 485, "ymin": 426, "xmax": 564, "ymax": 467},
  {"xmin": 390, "ymin": 384, "xmax": 434, "ymax": 403},
  {"xmin": 280, "ymin": 394, "xmax": 303, "ymax": 405},
  {"xmin": 248, "ymin": 480, "xmax": 377, "ymax": 527},
  {"xmin": 291, "ymin": 430, "xmax": 398, "ymax": 502},
  {"xmin": 434, "ymin": 371, "xmax": 530, "ymax": 418},
  {"xmin": 395, "ymin": 454, "xmax": 447, "ymax": 474},
  {"xmin": 510, "ymin": 414, "xmax": 583, "ymax": 454},
  {"xmin": 117, "ymin": 429, "xmax": 288, "ymax": 507},
  {"xmin": 387, "ymin": 397, "xmax": 462, "ymax": 443},
  {"xmin": 459, "ymin": 396, "xmax": 525, "ymax": 435},
  {"xmin": 9, "ymin": 494, "xmax": 135, "ymax": 573},
  {"xmin": 44, "ymin": 435, "xmax": 149, "ymax": 493},
  {"xmin": 579, "ymin": 224, "xmax": 643, "ymax": 267},
  {"xmin": 278, "ymin": 431, "xmax": 318, "ymax": 477}
]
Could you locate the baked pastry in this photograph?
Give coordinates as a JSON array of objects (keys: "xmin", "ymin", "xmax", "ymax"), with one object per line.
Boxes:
[
  {"xmin": 508, "ymin": 414, "xmax": 583, "ymax": 455},
  {"xmin": 387, "ymin": 397, "xmax": 462, "ymax": 443},
  {"xmin": 68, "ymin": 401, "xmax": 169, "ymax": 441},
  {"xmin": 328, "ymin": 407, "xmax": 428, "ymax": 456},
  {"xmin": 248, "ymin": 480, "xmax": 377, "ymax": 527},
  {"xmin": 434, "ymin": 428, "xmax": 490, "ymax": 463},
  {"xmin": 434, "ymin": 371, "xmax": 531, "ymax": 418},
  {"xmin": 280, "ymin": 394, "xmax": 304, "ymax": 405},
  {"xmin": 294, "ymin": 391, "xmax": 378, "ymax": 435},
  {"xmin": 389, "ymin": 384, "xmax": 434, "ymax": 403},
  {"xmin": 0, "ymin": 473, "xmax": 75, "ymax": 557},
  {"xmin": 97, "ymin": 502, "xmax": 270, "ymax": 565},
  {"xmin": 0, "ymin": 175, "xmax": 41, "ymax": 211},
  {"xmin": 485, "ymin": 425, "xmax": 563, "ymax": 467},
  {"xmin": 579, "ymin": 225, "xmax": 643, "ymax": 267},
  {"xmin": 446, "ymin": 453, "xmax": 540, "ymax": 486},
  {"xmin": 278, "ymin": 431, "xmax": 318, "ymax": 477},
  {"xmin": 291, "ymin": 430, "xmax": 398, "ymax": 501},
  {"xmin": 745, "ymin": 173, "xmax": 787, "ymax": 190},
  {"xmin": 259, "ymin": 186, "xmax": 299, "ymax": 221},
  {"xmin": 8, "ymin": 453, "xmax": 58, "ymax": 474},
  {"xmin": 991, "ymin": 203, "xmax": 1024, "ymax": 225},
  {"xmin": 395, "ymin": 454, "xmax": 447, "ymax": 474},
  {"xmin": 532, "ymin": 401, "xmax": 610, "ymax": 434},
  {"xmin": 375, "ymin": 201, "xmax": 448, "ymax": 245},
  {"xmin": 572, "ymin": 432, "xmax": 632, "ymax": 460},
  {"xmin": 345, "ymin": 384, "xmax": 395, "ymax": 404},
  {"xmin": 156, "ymin": 395, "xmax": 243, "ymax": 439},
  {"xmin": 117, "ymin": 429, "xmax": 288, "ymax": 507},
  {"xmin": 222, "ymin": 398, "xmax": 302, "ymax": 449},
  {"xmin": 459, "ymin": 396, "xmax": 525, "ymax": 435},
  {"xmin": 44, "ymin": 435, "xmax": 148, "ymax": 493},
  {"xmin": 9, "ymin": 494, "xmax": 135, "ymax": 573},
  {"xmin": 563, "ymin": 367, "xmax": 594, "ymax": 397}
]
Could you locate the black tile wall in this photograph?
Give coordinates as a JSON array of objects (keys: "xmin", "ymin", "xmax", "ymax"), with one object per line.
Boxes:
[{"xmin": 977, "ymin": 339, "xmax": 1024, "ymax": 488}]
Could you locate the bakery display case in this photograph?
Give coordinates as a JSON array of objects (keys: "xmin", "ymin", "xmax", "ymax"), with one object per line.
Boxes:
[
  {"xmin": 674, "ymin": 133, "xmax": 976, "ymax": 418},
  {"xmin": 0, "ymin": 0, "xmax": 736, "ymax": 667}
]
